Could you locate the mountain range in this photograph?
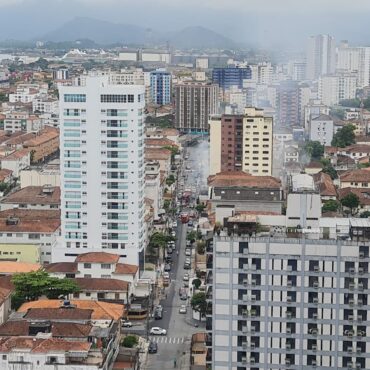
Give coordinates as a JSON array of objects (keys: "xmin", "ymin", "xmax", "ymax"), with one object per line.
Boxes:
[{"xmin": 39, "ymin": 17, "xmax": 236, "ymax": 49}]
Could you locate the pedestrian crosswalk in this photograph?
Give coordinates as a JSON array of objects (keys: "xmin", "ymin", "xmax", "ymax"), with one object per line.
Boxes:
[{"xmin": 149, "ymin": 336, "xmax": 187, "ymax": 344}]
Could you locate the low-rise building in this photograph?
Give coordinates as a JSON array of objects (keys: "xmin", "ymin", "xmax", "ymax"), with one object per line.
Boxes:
[
  {"xmin": 0, "ymin": 149, "xmax": 30, "ymax": 177},
  {"xmin": 340, "ymin": 169, "xmax": 370, "ymax": 188},
  {"xmin": 208, "ymin": 171, "xmax": 283, "ymax": 222},
  {"xmin": 0, "ymin": 185, "xmax": 60, "ymax": 211},
  {"xmin": 0, "ymin": 209, "xmax": 60, "ymax": 264},
  {"xmin": 0, "ymin": 261, "xmax": 40, "ymax": 275}
]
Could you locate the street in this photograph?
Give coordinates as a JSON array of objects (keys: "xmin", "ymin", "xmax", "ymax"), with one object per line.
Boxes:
[{"xmin": 145, "ymin": 139, "xmax": 208, "ymax": 369}]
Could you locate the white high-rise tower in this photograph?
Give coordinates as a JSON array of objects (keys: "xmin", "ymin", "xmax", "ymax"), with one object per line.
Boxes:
[{"xmin": 55, "ymin": 74, "xmax": 145, "ymax": 266}]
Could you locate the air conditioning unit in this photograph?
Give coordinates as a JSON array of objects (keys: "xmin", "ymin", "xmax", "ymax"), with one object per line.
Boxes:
[
  {"xmin": 243, "ymin": 264, "xmax": 250, "ymax": 271},
  {"xmin": 241, "ymin": 357, "xmax": 247, "ymax": 364},
  {"xmin": 243, "ymin": 249, "xmax": 249, "ymax": 255},
  {"xmin": 242, "ymin": 310, "xmax": 248, "ymax": 317},
  {"xmin": 287, "ymin": 281, "xmax": 292, "ymax": 288},
  {"xmin": 310, "ymin": 328, "xmax": 318, "ymax": 335},
  {"xmin": 251, "ymin": 295, "xmax": 256, "ymax": 302},
  {"xmin": 348, "ymin": 315, "xmax": 354, "ymax": 321},
  {"xmin": 312, "ymin": 360, "xmax": 317, "ymax": 367},
  {"xmin": 250, "ymin": 357, "xmax": 256, "ymax": 365},
  {"xmin": 347, "ymin": 347, "xmax": 353, "ymax": 354},
  {"xmin": 250, "ymin": 326, "xmax": 256, "ymax": 334},
  {"xmin": 243, "ymin": 279, "xmax": 248, "ymax": 286},
  {"xmin": 287, "ymin": 265, "xmax": 293, "ymax": 272},
  {"xmin": 251, "ymin": 279, "xmax": 257, "ymax": 287},
  {"xmin": 312, "ymin": 345, "xmax": 317, "ymax": 351},
  {"xmin": 349, "ymin": 283, "xmax": 355, "ymax": 290},
  {"xmin": 357, "ymin": 316, "xmax": 363, "ymax": 323},
  {"xmin": 358, "ymin": 283, "xmax": 364, "ymax": 291},
  {"xmin": 285, "ymin": 359, "xmax": 291, "ymax": 366},
  {"xmin": 349, "ymin": 267, "xmax": 355, "ymax": 274},
  {"xmin": 349, "ymin": 299, "xmax": 354, "ymax": 306},
  {"xmin": 359, "ymin": 252, "xmax": 365, "ymax": 259},
  {"xmin": 286, "ymin": 327, "xmax": 292, "ymax": 334},
  {"xmin": 356, "ymin": 363, "xmax": 361, "ymax": 370},
  {"xmin": 357, "ymin": 300, "xmax": 363, "ymax": 307},
  {"xmin": 312, "ymin": 313, "xmax": 318, "ymax": 320},
  {"xmin": 286, "ymin": 343, "xmax": 291, "ymax": 350},
  {"xmin": 287, "ymin": 296, "xmax": 292, "ymax": 303},
  {"xmin": 356, "ymin": 348, "xmax": 362, "ymax": 354},
  {"xmin": 250, "ymin": 343, "xmax": 255, "ymax": 350},
  {"xmin": 313, "ymin": 281, "xmax": 319, "ymax": 288},
  {"xmin": 346, "ymin": 330, "xmax": 354, "ymax": 338},
  {"xmin": 358, "ymin": 267, "xmax": 364, "ymax": 275},
  {"xmin": 357, "ymin": 331, "xmax": 364, "ymax": 337},
  {"xmin": 314, "ymin": 265, "xmax": 319, "ymax": 272},
  {"xmin": 313, "ymin": 298, "xmax": 319, "ymax": 304}
]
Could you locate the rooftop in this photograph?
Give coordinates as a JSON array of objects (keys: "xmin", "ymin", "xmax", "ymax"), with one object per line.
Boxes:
[
  {"xmin": 340, "ymin": 168, "xmax": 370, "ymax": 183},
  {"xmin": 145, "ymin": 147, "xmax": 172, "ymax": 161},
  {"xmin": 45, "ymin": 262, "xmax": 78, "ymax": 274},
  {"xmin": 0, "ymin": 261, "xmax": 40, "ymax": 274},
  {"xmin": 75, "ymin": 252, "xmax": 120, "ymax": 264},
  {"xmin": 73, "ymin": 278, "xmax": 129, "ymax": 292},
  {"xmin": 18, "ymin": 300, "xmax": 125, "ymax": 320},
  {"xmin": 114, "ymin": 263, "xmax": 139, "ymax": 276},
  {"xmin": 1, "ymin": 186, "xmax": 60, "ymax": 206},
  {"xmin": 207, "ymin": 171, "xmax": 281, "ymax": 189}
]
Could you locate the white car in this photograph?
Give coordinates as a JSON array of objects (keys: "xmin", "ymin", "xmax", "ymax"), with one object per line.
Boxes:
[
  {"xmin": 150, "ymin": 327, "xmax": 167, "ymax": 335},
  {"xmin": 171, "ymin": 231, "xmax": 176, "ymax": 237},
  {"xmin": 172, "ymin": 221, "xmax": 177, "ymax": 228},
  {"xmin": 122, "ymin": 320, "xmax": 133, "ymax": 328},
  {"xmin": 179, "ymin": 305, "xmax": 187, "ymax": 314},
  {"xmin": 183, "ymin": 273, "xmax": 189, "ymax": 281},
  {"xmin": 185, "ymin": 249, "xmax": 191, "ymax": 256}
]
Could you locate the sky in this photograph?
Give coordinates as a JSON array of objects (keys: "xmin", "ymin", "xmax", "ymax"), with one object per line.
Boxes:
[{"xmin": 0, "ymin": 0, "xmax": 370, "ymax": 49}]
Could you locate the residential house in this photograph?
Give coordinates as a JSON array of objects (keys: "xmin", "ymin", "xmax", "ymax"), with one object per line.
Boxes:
[
  {"xmin": 313, "ymin": 172, "xmax": 337, "ymax": 201},
  {"xmin": 304, "ymin": 161, "xmax": 324, "ymax": 175},
  {"xmin": 0, "ymin": 148, "xmax": 30, "ymax": 177},
  {"xmin": 0, "ymin": 185, "xmax": 60, "ymax": 211},
  {"xmin": 339, "ymin": 169, "xmax": 370, "ymax": 189},
  {"xmin": 338, "ymin": 187, "xmax": 370, "ymax": 214},
  {"xmin": 191, "ymin": 333, "xmax": 207, "ymax": 370},
  {"xmin": 284, "ymin": 146, "xmax": 299, "ymax": 163},
  {"xmin": 144, "ymin": 148, "xmax": 172, "ymax": 174}
]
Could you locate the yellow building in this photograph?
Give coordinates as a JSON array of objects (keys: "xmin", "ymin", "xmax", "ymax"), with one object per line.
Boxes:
[{"xmin": 0, "ymin": 244, "xmax": 40, "ymax": 264}]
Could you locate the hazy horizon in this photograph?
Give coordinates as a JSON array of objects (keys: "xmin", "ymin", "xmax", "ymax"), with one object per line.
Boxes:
[{"xmin": 0, "ymin": 0, "xmax": 370, "ymax": 50}]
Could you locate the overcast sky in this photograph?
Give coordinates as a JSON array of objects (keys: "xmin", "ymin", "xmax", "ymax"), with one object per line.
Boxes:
[{"xmin": 0, "ymin": 0, "xmax": 370, "ymax": 49}]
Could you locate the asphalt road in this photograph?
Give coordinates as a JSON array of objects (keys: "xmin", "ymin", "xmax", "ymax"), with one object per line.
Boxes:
[{"xmin": 145, "ymin": 221, "xmax": 199, "ymax": 369}]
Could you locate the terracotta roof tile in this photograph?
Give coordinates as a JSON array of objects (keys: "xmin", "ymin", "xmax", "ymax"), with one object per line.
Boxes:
[
  {"xmin": 145, "ymin": 138, "xmax": 178, "ymax": 147},
  {"xmin": 24, "ymin": 308, "xmax": 93, "ymax": 321},
  {"xmin": 338, "ymin": 187, "xmax": 370, "ymax": 206},
  {"xmin": 73, "ymin": 278, "xmax": 129, "ymax": 292},
  {"xmin": 313, "ymin": 172, "xmax": 337, "ymax": 197},
  {"xmin": 340, "ymin": 169, "xmax": 370, "ymax": 183},
  {"xmin": 114, "ymin": 263, "xmax": 139, "ymax": 275},
  {"xmin": 0, "ymin": 261, "xmax": 40, "ymax": 274},
  {"xmin": 45, "ymin": 262, "xmax": 78, "ymax": 274},
  {"xmin": 207, "ymin": 171, "xmax": 281, "ymax": 189},
  {"xmin": 145, "ymin": 148, "xmax": 172, "ymax": 161},
  {"xmin": 75, "ymin": 252, "xmax": 120, "ymax": 264},
  {"xmin": 1, "ymin": 186, "xmax": 60, "ymax": 206},
  {"xmin": 18, "ymin": 300, "xmax": 125, "ymax": 321}
]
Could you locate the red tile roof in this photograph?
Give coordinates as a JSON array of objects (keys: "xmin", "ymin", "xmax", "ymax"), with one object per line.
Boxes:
[
  {"xmin": 338, "ymin": 187, "xmax": 370, "ymax": 206},
  {"xmin": 340, "ymin": 169, "xmax": 370, "ymax": 183},
  {"xmin": 1, "ymin": 186, "xmax": 60, "ymax": 206},
  {"xmin": 114, "ymin": 263, "xmax": 139, "ymax": 276},
  {"xmin": 313, "ymin": 172, "xmax": 337, "ymax": 197},
  {"xmin": 75, "ymin": 252, "xmax": 120, "ymax": 264},
  {"xmin": 73, "ymin": 278, "xmax": 129, "ymax": 292},
  {"xmin": 207, "ymin": 171, "xmax": 281, "ymax": 188},
  {"xmin": 45, "ymin": 262, "xmax": 78, "ymax": 274}
]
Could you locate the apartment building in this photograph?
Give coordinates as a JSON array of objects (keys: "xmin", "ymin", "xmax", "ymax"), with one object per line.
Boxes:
[
  {"xmin": 306, "ymin": 35, "xmax": 336, "ymax": 80},
  {"xmin": 212, "ymin": 66, "xmax": 252, "ymax": 90},
  {"xmin": 309, "ymin": 114, "xmax": 334, "ymax": 146},
  {"xmin": 56, "ymin": 74, "xmax": 145, "ymax": 266},
  {"xmin": 207, "ymin": 234, "xmax": 370, "ymax": 370},
  {"xmin": 150, "ymin": 69, "xmax": 172, "ymax": 105},
  {"xmin": 209, "ymin": 108, "xmax": 273, "ymax": 176},
  {"xmin": 175, "ymin": 82, "xmax": 219, "ymax": 132},
  {"xmin": 32, "ymin": 97, "xmax": 59, "ymax": 115},
  {"xmin": 276, "ymin": 81, "xmax": 301, "ymax": 127},
  {"xmin": 319, "ymin": 73, "xmax": 357, "ymax": 106}
]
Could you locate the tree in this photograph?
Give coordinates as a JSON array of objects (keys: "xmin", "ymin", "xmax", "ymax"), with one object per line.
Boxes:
[
  {"xmin": 0, "ymin": 92, "xmax": 8, "ymax": 103},
  {"xmin": 121, "ymin": 335, "xmax": 138, "ymax": 348},
  {"xmin": 187, "ymin": 230, "xmax": 202, "ymax": 243},
  {"xmin": 321, "ymin": 159, "xmax": 338, "ymax": 179},
  {"xmin": 149, "ymin": 232, "xmax": 169, "ymax": 250},
  {"xmin": 196, "ymin": 240, "xmax": 206, "ymax": 255},
  {"xmin": 195, "ymin": 204, "xmax": 206, "ymax": 213},
  {"xmin": 360, "ymin": 211, "xmax": 370, "ymax": 218},
  {"xmin": 192, "ymin": 278, "xmax": 202, "ymax": 290},
  {"xmin": 191, "ymin": 292, "xmax": 207, "ymax": 316},
  {"xmin": 0, "ymin": 182, "xmax": 9, "ymax": 193},
  {"xmin": 166, "ymin": 174, "xmax": 176, "ymax": 187},
  {"xmin": 305, "ymin": 141, "xmax": 324, "ymax": 160},
  {"xmin": 339, "ymin": 98, "xmax": 361, "ymax": 108},
  {"xmin": 340, "ymin": 193, "xmax": 360, "ymax": 215},
  {"xmin": 331, "ymin": 125, "xmax": 356, "ymax": 147},
  {"xmin": 162, "ymin": 145, "xmax": 179, "ymax": 162},
  {"xmin": 322, "ymin": 200, "xmax": 340, "ymax": 213},
  {"xmin": 11, "ymin": 270, "xmax": 79, "ymax": 309}
]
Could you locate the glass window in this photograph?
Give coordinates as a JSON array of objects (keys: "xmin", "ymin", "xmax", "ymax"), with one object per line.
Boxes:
[
  {"xmin": 84, "ymin": 263, "xmax": 91, "ymax": 269},
  {"xmin": 64, "ymin": 94, "xmax": 86, "ymax": 103}
]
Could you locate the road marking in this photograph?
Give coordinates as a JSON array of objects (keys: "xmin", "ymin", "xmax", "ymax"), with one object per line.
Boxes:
[{"xmin": 149, "ymin": 336, "xmax": 187, "ymax": 345}]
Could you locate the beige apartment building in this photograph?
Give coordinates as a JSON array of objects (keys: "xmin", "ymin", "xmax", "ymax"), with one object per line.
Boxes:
[{"xmin": 209, "ymin": 107, "xmax": 273, "ymax": 176}]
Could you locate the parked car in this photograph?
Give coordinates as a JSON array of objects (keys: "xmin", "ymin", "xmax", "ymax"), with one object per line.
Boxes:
[
  {"xmin": 150, "ymin": 327, "xmax": 167, "ymax": 335},
  {"xmin": 183, "ymin": 281, "xmax": 189, "ymax": 288},
  {"xmin": 163, "ymin": 272, "xmax": 170, "ymax": 279},
  {"xmin": 164, "ymin": 256, "xmax": 172, "ymax": 264},
  {"xmin": 183, "ymin": 273, "xmax": 189, "ymax": 281},
  {"xmin": 185, "ymin": 258, "xmax": 191, "ymax": 264},
  {"xmin": 184, "ymin": 263, "xmax": 191, "ymax": 270},
  {"xmin": 122, "ymin": 320, "xmax": 132, "ymax": 328},
  {"xmin": 172, "ymin": 221, "xmax": 177, "ymax": 228},
  {"xmin": 185, "ymin": 249, "xmax": 191, "ymax": 256},
  {"xmin": 164, "ymin": 264, "xmax": 171, "ymax": 272},
  {"xmin": 186, "ymin": 240, "xmax": 191, "ymax": 247},
  {"xmin": 171, "ymin": 231, "xmax": 176, "ymax": 237},
  {"xmin": 179, "ymin": 305, "xmax": 187, "ymax": 314},
  {"xmin": 148, "ymin": 342, "xmax": 158, "ymax": 353},
  {"xmin": 179, "ymin": 288, "xmax": 188, "ymax": 300},
  {"xmin": 188, "ymin": 220, "xmax": 193, "ymax": 226},
  {"xmin": 167, "ymin": 248, "xmax": 173, "ymax": 255},
  {"xmin": 154, "ymin": 310, "xmax": 162, "ymax": 320}
]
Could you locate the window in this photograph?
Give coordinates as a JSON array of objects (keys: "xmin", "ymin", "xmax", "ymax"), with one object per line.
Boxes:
[
  {"xmin": 85, "ymin": 292, "xmax": 91, "ymax": 297},
  {"xmin": 84, "ymin": 263, "xmax": 91, "ymax": 269},
  {"xmin": 101, "ymin": 263, "xmax": 111, "ymax": 269},
  {"xmin": 28, "ymin": 234, "xmax": 40, "ymax": 240},
  {"xmin": 101, "ymin": 94, "xmax": 134, "ymax": 103},
  {"xmin": 64, "ymin": 94, "xmax": 86, "ymax": 103},
  {"xmin": 84, "ymin": 274, "xmax": 92, "ymax": 278}
]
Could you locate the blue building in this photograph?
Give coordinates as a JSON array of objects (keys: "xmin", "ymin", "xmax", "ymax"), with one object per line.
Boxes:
[
  {"xmin": 212, "ymin": 66, "xmax": 252, "ymax": 90},
  {"xmin": 150, "ymin": 70, "xmax": 172, "ymax": 105}
]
